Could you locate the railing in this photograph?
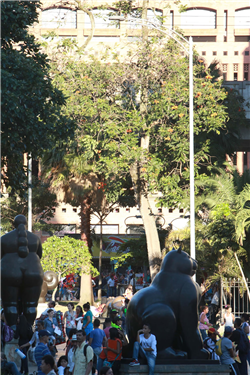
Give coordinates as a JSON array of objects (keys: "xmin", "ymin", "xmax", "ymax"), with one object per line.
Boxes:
[{"xmin": 220, "ymin": 277, "xmax": 250, "ymax": 321}]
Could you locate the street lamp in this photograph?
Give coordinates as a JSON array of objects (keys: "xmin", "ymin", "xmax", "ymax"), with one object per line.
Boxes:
[{"xmin": 110, "ymin": 16, "xmax": 195, "ymax": 277}]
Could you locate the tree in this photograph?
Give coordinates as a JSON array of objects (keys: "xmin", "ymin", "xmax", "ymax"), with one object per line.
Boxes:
[
  {"xmin": 41, "ymin": 235, "xmax": 98, "ymax": 302},
  {"xmin": 42, "ymin": 27, "xmax": 242, "ymax": 281},
  {"xmin": 1, "ymin": 1, "xmax": 74, "ymax": 194}
]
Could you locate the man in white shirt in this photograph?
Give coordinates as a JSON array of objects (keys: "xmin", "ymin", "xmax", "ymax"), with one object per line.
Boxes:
[
  {"xmin": 107, "ymin": 274, "xmax": 116, "ymax": 298},
  {"xmin": 129, "ymin": 324, "xmax": 157, "ymax": 375}
]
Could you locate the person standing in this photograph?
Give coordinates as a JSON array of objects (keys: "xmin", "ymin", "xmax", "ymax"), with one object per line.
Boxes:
[
  {"xmin": 64, "ymin": 303, "xmax": 76, "ymax": 338},
  {"xmin": 34, "ymin": 330, "xmax": 52, "ymax": 375},
  {"xmin": 40, "ymin": 355, "xmax": 56, "ymax": 375},
  {"xmin": 68, "ymin": 334, "xmax": 77, "ymax": 373},
  {"xmin": 210, "ymin": 286, "xmax": 219, "ymax": 325},
  {"xmin": 103, "ymin": 318, "xmax": 112, "ymax": 339},
  {"xmin": 89, "ymin": 319, "xmax": 106, "ymax": 358},
  {"xmin": 107, "ymin": 275, "xmax": 116, "ymax": 298},
  {"xmin": 220, "ymin": 326, "xmax": 240, "ymax": 375},
  {"xmin": 224, "ymin": 306, "xmax": 235, "ymax": 328},
  {"xmin": 14, "ymin": 315, "xmax": 33, "ymax": 375},
  {"xmin": 82, "ymin": 303, "xmax": 93, "ymax": 337},
  {"xmin": 230, "ymin": 318, "xmax": 249, "ymax": 375},
  {"xmin": 73, "ymin": 330, "xmax": 94, "ymax": 375}
]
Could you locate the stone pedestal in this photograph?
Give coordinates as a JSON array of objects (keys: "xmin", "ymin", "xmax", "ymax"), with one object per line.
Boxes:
[
  {"xmin": 4, "ymin": 339, "xmax": 21, "ymax": 368},
  {"xmin": 36, "ymin": 303, "xmax": 48, "ymax": 319},
  {"xmin": 119, "ymin": 364, "xmax": 230, "ymax": 375}
]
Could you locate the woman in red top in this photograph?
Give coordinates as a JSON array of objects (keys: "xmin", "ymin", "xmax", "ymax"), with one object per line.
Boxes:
[{"xmin": 98, "ymin": 328, "xmax": 122, "ymax": 375}]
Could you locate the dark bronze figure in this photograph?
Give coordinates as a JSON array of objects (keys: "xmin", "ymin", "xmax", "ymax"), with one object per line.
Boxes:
[
  {"xmin": 126, "ymin": 248, "xmax": 207, "ymax": 359},
  {"xmin": 1, "ymin": 215, "xmax": 44, "ymax": 329}
]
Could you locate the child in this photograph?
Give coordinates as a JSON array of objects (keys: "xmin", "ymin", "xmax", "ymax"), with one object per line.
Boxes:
[
  {"xmin": 129, "ymin": 323, "xmax": 157, "ymax": 375},
  {"xmin": 57, "ymin": 355, "xmax": 68, "ymax": 375}
]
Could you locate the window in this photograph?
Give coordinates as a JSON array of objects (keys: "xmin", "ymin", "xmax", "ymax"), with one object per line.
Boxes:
[
  {"xmin": 42, "ymin": 8, "xmax": 77, "ymax": 28},
  {"xmin": 52, "ymin": 208, "xmax": 56, "ymax": 213},
  {"xmin": 169, "ymin": 208, "xmax": 173, "ymax": 213},
  {"xmin": 85, "ymin": 9, "xmax": 118, "ymax": 29},
  {"xmin": 234, "ymin": 72, "xmax": 238, "ymax": 81},
  {"xmin": 244, "ymin": 64, "xmax": 249, "ymax": 80},
  {"xmin": 115, "ymin": 208, "xmax": 120, "ymax": 213},
  {"xmin": 158, "ymin": 208, "xmax": 162, "ymax": 214},
  {"xmin": 235, "ymin": 36, "xmax": 250, "ymax": 42},
  {"xmin": 170, "ymin": 10, "xmax": 174, "ymax": 29},
  {"xmin": 223, "ymin": 72, "xmax": 227, "ymax": 80},
  {"xmin": 181, "ymin": 8, "xmax": 216, "ymax": 29},
  {"xmin": 202, "ymin": 51, "xmax": 206, "ymax": 56},
  {"xmin": 245, "ymin": 51, "xmax": 249, "ymax": 56},
  {"xmin": 192, "ymin": 36, "xmax": 216, "ymax": 42},
  {"xmin": 179, "ymin": 208, "xmax": 184, "ymax": 213},
  {"xmin": 73, "ymin": 208, "xmax": 77, "ymax": 213},
  {"xmin": 62, "ymin": 208, "xmax": 66, "ymax": 213},
  {"xmin": 222, "ymin": 64, "xmax": 227, "ymax": 71},
  {"xmin": 234, "ymin": 51, "xmax": 239, "ymax": 55},
  {"xmin": 128, "ymin": 9, "xmax": 163, "ymax": 29},
  {"xmin": 223, "ymin": 51, "xmax": 228, "ymax": 56},
  {"xmin": 126, "ymin": 207, "xmax": 130, "ymax": 212},
  {"xmin": 234, "ymin": 64, "xmax": 238, "ymax": 71},
  {"xmin": 235, "ymin": 8, "xmax": 250, "ymax": 29},
  {"xmin": 213, "ymin": 51, "xmax": 217, "ymax": 55}
]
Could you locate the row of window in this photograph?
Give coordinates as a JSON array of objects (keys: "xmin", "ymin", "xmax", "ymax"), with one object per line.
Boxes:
[
  {"xmin": 201, "ymin": 50, "xmax": 250, "ymax": 56},
  {"xmin": 41, "ymin": 7, "xmax": 250, "ymax": 30},
  {"xmin": 222, "ymin": 64, "xmax": 249, "ymax": 81},
  {"xmin": 56, "ymin": 207, "xmax": 184, "ymax": 214}
]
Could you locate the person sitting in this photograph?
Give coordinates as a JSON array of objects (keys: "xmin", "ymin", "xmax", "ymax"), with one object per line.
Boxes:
[
  {"xmin": 129, "ymin": 323, "xmax": 157, "ymax": 375},
  {"xmin": 1, "ymin": 352, "xmax": 21, "ymax": 375},
  {"xmin": 203, "ymin": 327, "xmax": 221, "ymax": 361},
  {"xmin": 199, "ymin": 305, "xmax": 213, "ymax": 340},
  {"xmin": 98, "ymin": 328, "xmax": 122, "ymax": 375},
  {"xmin": 41, "ymin": 354, "xmax": 56, "ymax": 375}
]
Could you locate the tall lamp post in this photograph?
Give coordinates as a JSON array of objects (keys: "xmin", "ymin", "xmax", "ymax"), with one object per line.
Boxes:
[{"xmin": 110, "ymin": 16, "xmax": 195, "ymax": 277}]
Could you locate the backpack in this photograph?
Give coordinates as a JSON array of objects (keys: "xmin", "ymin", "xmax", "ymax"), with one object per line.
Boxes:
[
  {"xmin": 2, "ymin": 324, "xmax": 14, "ymax": 343},
  {"xmin": 237, "ymin": 328, "xmax": 249, "ymax": 354},
  {"xmin": 215, "ymin": 338, "xmax": 223, "ymax": 356},
  {"xmin": 84, "ymin": 344, "xmax": 97, "ymax": 374}
]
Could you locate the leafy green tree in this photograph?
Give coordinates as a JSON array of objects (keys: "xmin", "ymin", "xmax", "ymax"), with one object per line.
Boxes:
[
  {"xmin": 41, "ymin": 235, "xmax": 98, "ymax": 302},
  {"xmin": 42, "ymin": 29, "xmax": 243, "ymax": 280},
  {"xmin": 1, "ymin": 1, "xmax": 74, "ymax": 194}
]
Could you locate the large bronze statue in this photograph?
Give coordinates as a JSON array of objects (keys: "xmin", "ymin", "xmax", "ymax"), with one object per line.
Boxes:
[
  {"xmin": 1, "ymin": 215, "xmax": 44, "ymax": 329},
  {"xmin": 126, "ymin": 248, "xmax": 207, "ymax": 359}
]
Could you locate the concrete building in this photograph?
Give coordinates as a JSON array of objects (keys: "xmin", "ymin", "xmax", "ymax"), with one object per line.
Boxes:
[{"xmin": 32, "ymin": 0, "xmax": 250, "ymax": 239}]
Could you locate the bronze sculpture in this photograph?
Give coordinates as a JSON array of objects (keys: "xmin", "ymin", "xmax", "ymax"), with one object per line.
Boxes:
[
  {"xmin": 1, "ymin": 215, "xmax": 44, "ymax": 329},
  {"xmin": 39, "ymin": 271, "xmax": 58, "ymax": 303},
  {"xmin": 126, "ymin": 248, "xmax": 207, "ymax": 359}
]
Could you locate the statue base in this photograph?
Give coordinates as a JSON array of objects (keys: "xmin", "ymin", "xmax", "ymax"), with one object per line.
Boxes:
[
  {"xmin": 119, "ymin": 363, "xmax": 230, "ymax": 375},
  {"xmin": 4, "ymin": 338, "xmax": 21, "ymax": 367},
  {"xmin": 36, "ymin": 302, "xmax": 48, "ymax": 319}
]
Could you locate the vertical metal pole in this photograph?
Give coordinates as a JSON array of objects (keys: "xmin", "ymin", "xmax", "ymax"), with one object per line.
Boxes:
[
  {"xmin": 189, "ymin": 37, "xmax": 195, "ymax": 279},
  {"xmin": 28, "ymin": 154, "xmax": 32, "ymax": 232}
]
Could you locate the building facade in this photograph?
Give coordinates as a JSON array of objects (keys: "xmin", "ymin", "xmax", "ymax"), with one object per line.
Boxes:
[{"xmin": 32, "ymin": 0, "xmax": 250, "ymax": 237}]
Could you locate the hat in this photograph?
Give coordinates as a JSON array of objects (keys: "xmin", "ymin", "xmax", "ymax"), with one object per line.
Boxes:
[
  {"xmin": 113, "ymin": 316, "xmax": 122, "ymax": 323},
  {"xmin": 225, "ymin": 326, "xmax": 233, "ymax": 334},
  {"xmin": 71, "ymin": 334, "xmax": 77, "ymax": 341},
  {"xmin": 38, "ymin": 330, "xmax": 51, "ymax": 337},
  {"xmin": 208, "ymin": 327, "xmax": 216, "ymax": 334}
]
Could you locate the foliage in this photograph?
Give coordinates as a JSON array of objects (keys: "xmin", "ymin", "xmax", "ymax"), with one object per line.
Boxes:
[
  {"xmin": 111, "ymin": 228, "xmax": 169, "ymax": 269},
  {"xmin": 1, "ymin": 1, "xmax": 74, "ymax": 194},
  {"xmin": 41, "ymin": 236, "xmax": 98, "ymax": 278},
  {"xmin": 163, "ymin": 167, "xmax": 250, "ymax": 283},
  {"xmin": 0, "ymin": 178, "xmax": 59, "ymax": 235}
]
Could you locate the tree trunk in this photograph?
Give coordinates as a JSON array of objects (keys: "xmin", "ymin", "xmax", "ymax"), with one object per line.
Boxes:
[
  {"xmin": 130, "ymin": 0, "xmax": 162, "ymax": 281},
  {"xmin": 79, "ymin": 197, "xmax": 94, "ymax": 305},
  {"xmin": 97, "ymin": 217, "xmax": 103, "ymax": 301}
]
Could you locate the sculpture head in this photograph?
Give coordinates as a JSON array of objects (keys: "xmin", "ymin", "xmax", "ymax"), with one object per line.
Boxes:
[
  {"xmin": 14, "ymin": 215, "xmax": 27, "ymax": 228},
  {"xmin": 161, "ymin": 248, "xmax": 197, "ymax": 276}
]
